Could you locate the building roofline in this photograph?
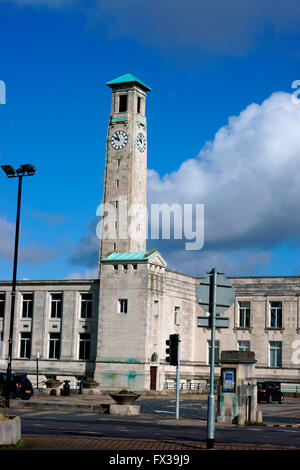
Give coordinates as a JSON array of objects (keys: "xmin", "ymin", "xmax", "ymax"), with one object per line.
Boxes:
[{"xmin": 0, "ymin": 279, "xmax": 99, "ymax": 286}]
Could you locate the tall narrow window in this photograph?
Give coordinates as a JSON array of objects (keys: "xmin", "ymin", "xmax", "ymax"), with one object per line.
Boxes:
[
  {"xmin": 153, "ymin": 300, "xmax": 159, "ymax": 316},
  {"xmin": 117, "ymin": 158, "xmax": 120, "ymax": 167},
  {"xmin": 119, "ymin": 94, "xmax": 127, "ymax": 112},
  {"xmin": 137, "ymin": 96, "xmax": 141, "ymax": 113},
  {"xmin": 21, "ymin": 293, "xmax": 33, "ymax": 319},
  {"xmin": 80, "ymin": 293, "xmax": 93, "ymax": 319},
  {"xmin": 20, "ymin": 332, "xmax": 31, "ymax": 359},
  {"xmin": 79, "ymin": 333, "xmax": 91, "ymax": 360},
  {"xmin": 238, "ymin": 301, "xmax": 251, "ymax": 327},
  {"xmin": 118, "ymin": 299, "xmax": 128, "ymax": 314},
  {"xmin": 0, "ymin": 293, "xmax": 5, "ymax": 318},
  {"xmin": 174, "ymin": 306, "xmax": 180, "ymax": 326},
  {"xmin": 116, "ymin": 179, "xmax": 119, "ymax": 188},
  {"xmin": 0, "ymin": 331, "xmax": 3, "ymax": 358},
  {"xmin": 269, "ymin": 341, "xmax": 282, "ymax": 367},
  {"xmin": 270, "ymin": 301, "xmax": 282, "ymax": 328},
  {"xmin": 50, "ymin": 293, "xmax": 63, "ymax": 319},
  {"xmin": 48, "ymin": 333, "xmax": 61, "ymax": 359}
]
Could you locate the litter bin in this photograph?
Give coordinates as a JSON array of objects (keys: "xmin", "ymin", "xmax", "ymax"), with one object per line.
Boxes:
[{"xmin": 63, "ymin": 380, "xmax": 70, "ymax": 397}]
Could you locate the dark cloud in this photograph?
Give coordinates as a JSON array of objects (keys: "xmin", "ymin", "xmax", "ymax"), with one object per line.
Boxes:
[{"xmin": 68, "ymin": 217, "xmax": 99, "ymax": 267}]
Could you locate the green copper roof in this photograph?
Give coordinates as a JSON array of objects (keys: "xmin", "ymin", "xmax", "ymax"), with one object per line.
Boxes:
[
  {"xmin": 106, "ymin": 73, "xmax": 152, "ymax": 92},
  {"xmin": 101, "ymin": 250, "xmax": 158, "ymax": 262}
]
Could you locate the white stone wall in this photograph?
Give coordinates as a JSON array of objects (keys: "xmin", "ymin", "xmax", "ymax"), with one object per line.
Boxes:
[{"xmin": 0, "ymin": 273, "xmax": 300, "ymax": 391}]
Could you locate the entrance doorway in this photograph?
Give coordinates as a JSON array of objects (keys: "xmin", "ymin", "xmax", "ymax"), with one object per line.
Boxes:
[{"xmin": 150, "ymin": 366, "xmax": 157, "ymax": 390}]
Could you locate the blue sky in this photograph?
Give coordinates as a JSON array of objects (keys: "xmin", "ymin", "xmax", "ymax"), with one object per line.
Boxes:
[{"xmin": 1, "ymin": 0, "xmax": 300, "ymax": 279}]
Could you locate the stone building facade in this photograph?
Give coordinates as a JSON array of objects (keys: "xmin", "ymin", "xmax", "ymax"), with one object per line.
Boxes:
[{"xmin": 0, "ymin": 74, "xmax": 300, "ymax": 391}]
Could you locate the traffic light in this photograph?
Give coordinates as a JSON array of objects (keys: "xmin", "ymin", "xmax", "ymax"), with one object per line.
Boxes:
[{"xmin": 165, "ymin": 334, "xmax": 179, "ymax": 366}]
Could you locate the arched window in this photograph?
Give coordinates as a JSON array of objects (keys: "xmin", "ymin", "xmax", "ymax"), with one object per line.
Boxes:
[{"xmin": 150, "ymin": 353, "xmax": 158, "ymax": 363}]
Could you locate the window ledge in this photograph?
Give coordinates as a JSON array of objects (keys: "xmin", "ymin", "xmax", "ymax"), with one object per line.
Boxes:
[
  {"xmin": 264, "ymin": 327, "xmax": 284, "ymax": 332},
  {"xmin": 234, "ymin": 327, "xmax": 253, "ymax": 332}
]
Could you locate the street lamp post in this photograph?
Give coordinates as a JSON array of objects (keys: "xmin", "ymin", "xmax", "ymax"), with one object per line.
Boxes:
[
  {"xmin": 1, "ymin": 164, "xmax": 36, "ymax": 407},
  {"xmin": 36, "ymin": 352, "xmax": 40, "ymax": 390}
]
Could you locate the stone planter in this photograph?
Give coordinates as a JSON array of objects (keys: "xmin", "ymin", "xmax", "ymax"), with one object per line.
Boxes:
[
  {"xmin": 109, "ymin": 393, "xmax": 140, "ymax": 405},
  {"xmin": 46, "ymin": 381, "xmax": 62, "ymax": 389},
  {"xmin": 85, "ymin": 381, "xmax": 99, "ymax": 390},
  {"xmin": 0, "ymin": 416, "xmax": 21, "ymax": 446}
]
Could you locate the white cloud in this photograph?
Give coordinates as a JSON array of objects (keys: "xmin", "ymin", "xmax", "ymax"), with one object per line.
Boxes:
[
  {"xmin": 29, "ymin": 210, "xmax": 65, "ymax": 226},
  {"xmin": 148, "ymin": 91, "xmax": 300, "ymax": 275},
  {"xmin": 68, "ymin": 267, "xmax": 98, "ymax": 279},
  {"xmin": 62, "ymin": 90, "xmax": 300, "ymax": 276},
  {"xmin": 0, "ymin": 217, "xmax": 14, "ymax": 260},
  {"xmin": 0, "ymin": 215, "xmax": 59, "ymax": 264}
]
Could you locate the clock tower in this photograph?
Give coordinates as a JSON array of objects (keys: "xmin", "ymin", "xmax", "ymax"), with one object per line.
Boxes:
[{"xmin": 99, "ymin": 73, "xmax": 151, "ymax": 260}]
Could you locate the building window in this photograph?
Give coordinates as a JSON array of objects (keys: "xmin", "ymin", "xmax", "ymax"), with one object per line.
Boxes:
[
  {"xmin": 174, "ymin": 306, "xmax": 180, "ymax": 326},
  {"xmin": 150, "ymin": 353, "xmax": 158, "ymax": 362},
  {"xmin": 79, "ymin": 333, "xmax": 90, "ymax": 360},
  {"xmin": 21, "ymin": 293, "xmax": 33, "ymax": 318},
  {"xmin": 80, "ymin": 293, "xmax": 92, "ymax": 319},
  {"xmin": 238, "ymin": 340, "xmax": 250, "ymax": 351},
  {"xmin": 115, "ymin": 200, "xmax": 119, "ymax": 209},
  {"xmin": 116, "ymin": 179, "xmax": 119, "ymax": 187},
  {"xmin": 153, "ymin": 300, "xmax": 159, "ymax": 316},
  {"xmin": 50, "ymin": 293, "xmax": 63, "ymax": 319},
  {"xmin": 0, "ymin": 331, "xmax": 3, "ymax": 358},
  {"xmin": 119, "ymin": 94, "xmax": 128, "ymax": 113},
  {"xmin": 137, "ymin": 96, "xmax": 141, "ymax": 114},
  {"xmin": 238, "ymin": 301, "xmax": 250, "ymax": 328},
  {"xmin": 19, "ymin": 332, "xmax": 31, "ymax": 359},
  {"xmin": 117, "ymin": 159, "xmax": 120, "ymax": 167},
  {"xmin": 269, "ymin": 341, "xmax": 282, "ymax": 367},
  {"xmin": 0, "ymin": 293, "xmax": 5, "ymax": 318},
  {"xmin": 118, "ymin": 299, "xmax": 128, "ymax": 314},
  {"xmin": 208, "ymin": 340, "xmax": 220, "ymax": 365},
  {"xmin": 270, "ymin": 301, "xmax": 282, "ymax": 328},
  {"xmin": 48, "ymin": 333, "xmax": 61, "ymax": 359}
]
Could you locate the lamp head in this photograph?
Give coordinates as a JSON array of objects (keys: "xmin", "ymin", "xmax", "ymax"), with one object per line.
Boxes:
[{"xmin": 1, "ymin": 165, "xmax": 16, "ymax": 177}]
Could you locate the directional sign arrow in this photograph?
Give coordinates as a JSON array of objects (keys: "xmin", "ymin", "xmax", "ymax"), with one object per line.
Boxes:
[{"xmin": 196, "ymin": 270, "xmax": 235, "ymax": 315}]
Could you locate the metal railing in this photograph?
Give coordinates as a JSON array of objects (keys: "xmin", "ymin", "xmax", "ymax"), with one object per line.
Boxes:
[
  {"xmin": 280, "ymin": 384, "xmax": 300, "ymax": 393},
  {"xmin": 164, "ymin": 382, "xmax": 219, "ymax": 392},
  {"xmin": 164, "ymin": 382, "xmax": 300, "ymax": 393}
]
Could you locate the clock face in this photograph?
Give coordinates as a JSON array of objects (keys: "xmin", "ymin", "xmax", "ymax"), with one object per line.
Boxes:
[
  {"xmin": 137, "ymin": 132, "xmax": 146, "ymax": 152},
  {"xmin": 111, "ymin": 130, "xmax": 128, "ymax": 150}
]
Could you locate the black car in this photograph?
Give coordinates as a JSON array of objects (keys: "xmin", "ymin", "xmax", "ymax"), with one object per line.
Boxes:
[
  {"xmin": 257, "ymin": 381, "xmax": 284, "ymax": 404},
  {"xmin": 0, "ymin": 372, "xmax": 33, "ymax": 400}
]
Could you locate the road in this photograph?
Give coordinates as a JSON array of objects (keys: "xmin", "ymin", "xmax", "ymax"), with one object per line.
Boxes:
[
  {"xmin": 138, "ymin": 396, "xmax": 300, "ymax": 424},
  {"xmin": 9, "ymin": 396, "xmax": 300, "ymax": 448}
]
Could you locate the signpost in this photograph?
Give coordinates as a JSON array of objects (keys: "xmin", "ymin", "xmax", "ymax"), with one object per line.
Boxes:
[{"xmin": 196, "ymin": 268, "xmax": 235, "ymax": 449}]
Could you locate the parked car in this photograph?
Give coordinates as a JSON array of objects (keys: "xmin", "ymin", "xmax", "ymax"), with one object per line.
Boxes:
[
  {"xmin": 0, "ymin": 372, "xmax": 33, "ymax": 400},
  {"xmin": 257, "ymin": 381, "xmax": 283, "ymax": 404}
]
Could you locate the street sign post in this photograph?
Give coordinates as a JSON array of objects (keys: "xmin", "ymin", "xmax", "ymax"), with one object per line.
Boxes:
[{"xmin": 196, "ymin": 268, "xmax": 235, "ymax": 449}]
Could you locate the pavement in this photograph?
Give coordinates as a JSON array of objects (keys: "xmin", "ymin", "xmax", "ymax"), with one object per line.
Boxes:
[{"xmin": 2, "ymin": 393, "xmax": 300, "ymax": 451}]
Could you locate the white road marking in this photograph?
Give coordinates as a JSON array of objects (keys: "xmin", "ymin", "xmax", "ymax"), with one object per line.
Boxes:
[{"xmin": 153, "ymin": 410, "xmax": 174, "ymax": 414}]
